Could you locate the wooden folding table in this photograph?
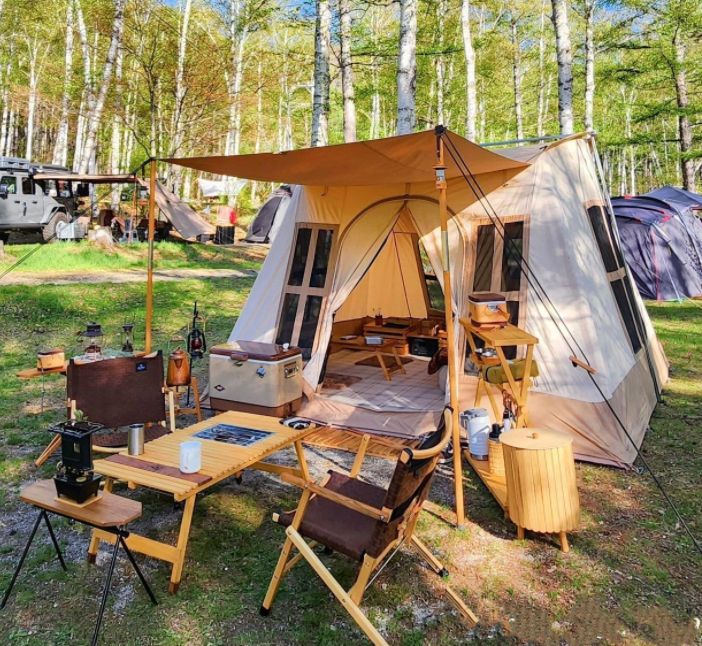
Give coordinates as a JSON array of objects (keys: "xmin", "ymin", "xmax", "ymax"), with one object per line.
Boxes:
[
  {"xmin": 331, "ymin": 337, "xmax": 406, "ymax": 382},
  {"xmin": 90, "ymin": 411, "xmax": 315, "ymax": 593}
]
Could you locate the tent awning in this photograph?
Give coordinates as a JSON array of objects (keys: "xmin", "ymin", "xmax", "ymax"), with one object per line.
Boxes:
[
  {"xmin": 166, "ymin": 129, "xmax": 530, "ymax": 186},
  {"xmin": 33, "ymin": 172, "xmax": 139, "ymax": 184}
]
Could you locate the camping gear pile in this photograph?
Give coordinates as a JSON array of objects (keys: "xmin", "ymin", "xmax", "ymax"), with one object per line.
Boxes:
[{"xmin": 611, "ymin": 186, "xmax": 702, "ymax": 300}]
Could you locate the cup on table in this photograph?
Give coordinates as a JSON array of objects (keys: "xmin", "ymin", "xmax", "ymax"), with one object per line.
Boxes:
[{"xmin": 179, "ymin": 440, "xmax": 202, "ymax": 474}]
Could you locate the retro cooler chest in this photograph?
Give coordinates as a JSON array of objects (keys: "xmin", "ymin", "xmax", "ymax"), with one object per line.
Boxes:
[{"xmin": 209, "ymin": 341, "xmax": 303, "ymax": 416}]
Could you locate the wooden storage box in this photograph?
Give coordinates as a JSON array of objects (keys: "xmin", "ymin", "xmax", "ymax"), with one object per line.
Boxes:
[
  {"xmin": 37, "ymin": 349, "xmax": 65, "ymax": 370},
  {"xmin": 209, "ymin": 341, "xmax": 303, "ymax": 417},
  {"xmin": 468, "ymin": 292, "xmax": 509, "ymax": 326}
]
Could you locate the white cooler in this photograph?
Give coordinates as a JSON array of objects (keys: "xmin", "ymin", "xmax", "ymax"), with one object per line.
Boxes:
[{"xmin": 209, "ymin": 341, "xmax": 303, "ymax": 417}]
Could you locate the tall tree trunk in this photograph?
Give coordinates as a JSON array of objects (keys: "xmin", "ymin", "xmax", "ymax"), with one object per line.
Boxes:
[
  {"xmin": 170, "ymin": 0, "xmax": 192, "ymax": 194},
  {"xmin": 536, "ymin": 0, "xmax": 547, "ymax": 137},
  {"xmin": 583, "ymin": 0, "xmax": 595, "ymax": 131},
  {"xmin": 461, "ymin": 0, "xmax": 477, "ymax": 140},
  {"xmin": 510, "ymin": 16, "xmax": 524, "ymax": 140},
  {"xmin": 339, "ymin": 0, "xmax": 356, "ymax": 142},
  {"xmin": 550, "ymin": 0, "xmax": 574, "ymax": 135},
  {"xmin": 53, "ymin": 2, "xmax": 74, "ymax": 166},
  {"xmin": 435, "ymin": 0, "xmax": 445, "ymax": 126},
  {"xmin": 311, "ymin": 0, "xmax": 331, "ymax": 146},
  {"xmin": 0, "ymin": 57, "xmax": 11, "ymax": 156},
  {"xmin": 226, "ymin": 0, "xmax": 248, "ymax": 156},
  {"xmin": 78, "ymin": 0, "xmax": 126, "ymax": 174},
  {"xmin": 24, "ymin": 39, "xmax": 40, "ymax": 161},
  {"xmin": 396, "ymin": 0, "xmax": 417, "ymax": 135},
  {"xmin": 673, "ymin": 29, "xmax": 694, "ymax": 191},
  {"xmin": 110, "ymin": 44, "xmax": 124, "ymax": 209},
  {"xmin": 252, "ymin": 58, "xmax": 263, "ymax": 202}
]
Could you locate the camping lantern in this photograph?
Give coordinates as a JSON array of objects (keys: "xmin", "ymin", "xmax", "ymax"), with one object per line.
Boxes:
[
  {"xmin": 121, "ymin": 323, "xmax": 135, "ymax": 354},
  {"xmin": 187, "ymin": 302, "xmax": 207, "ymax": 360},
  {"xmin": 79, "ymin": 322, "xmax": 104, "ymax": 359},
  {"xmin": 51, "ymin": 420, "xmax": 104, "ymax": 504}
]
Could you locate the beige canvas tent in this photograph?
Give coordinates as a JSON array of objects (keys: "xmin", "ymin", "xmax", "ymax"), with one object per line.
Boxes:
[{"xmin": 169, "ymin": 129, "xmax": 667, "ymax": 469}]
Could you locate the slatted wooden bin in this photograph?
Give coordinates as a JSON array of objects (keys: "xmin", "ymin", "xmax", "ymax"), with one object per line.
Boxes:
[{"xmin": 501, "ymin": 428, "xmax": 580, "ymax": 552}]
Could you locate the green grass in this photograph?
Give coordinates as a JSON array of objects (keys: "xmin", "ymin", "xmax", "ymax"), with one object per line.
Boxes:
[
  {"xmin": 0, "ymin": 240, "xmax": 264, "ymax": 274},
  {"xmin": 0, "ymin": 256, "xmax": 700, "ymax": 645}
]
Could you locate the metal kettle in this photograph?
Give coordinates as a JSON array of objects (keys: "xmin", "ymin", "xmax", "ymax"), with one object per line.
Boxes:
[{"xmin": 166, "ymin": 347, "xmax": 191, "ymax": 387}]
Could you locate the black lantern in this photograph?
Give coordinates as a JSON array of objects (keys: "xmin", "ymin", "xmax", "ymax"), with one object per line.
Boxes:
[
  {"xmin": 51, "ymin": 420, "xmax": 104, "ymax": 504},
  {"xmin": 121, "ymin": 322, "xmax": 135, "ymax": 353},
  {"xmin": 186, "ymin": 302, "xmax": 207, "ymax": 360},
  {"xmin": 78, "ymin": 322, "xmax": 104, "ymax": 360}
]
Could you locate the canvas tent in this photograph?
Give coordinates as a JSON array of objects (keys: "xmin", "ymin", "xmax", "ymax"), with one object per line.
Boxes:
[
  {"xmin": 168, "ymin": 130, "xmax": 667, "ymax": 469},
  {"xmin": 611, "ymin": 192, "xmax": 702, "ymax": 300},
  {"xmin": 244, "ymin": 185, "xmax": 292, "ymax": 243}
]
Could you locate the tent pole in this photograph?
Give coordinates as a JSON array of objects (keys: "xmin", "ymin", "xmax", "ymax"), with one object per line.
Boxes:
[
  {"xmin": 145, "ymin": 159, "xmax": 157, "ymax": 353},
  {"xmin": 435, "ymin": 128, "xmax": 465, "ymax": 527}
]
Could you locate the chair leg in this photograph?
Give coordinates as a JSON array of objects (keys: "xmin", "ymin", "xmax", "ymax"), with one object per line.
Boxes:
[
  {"xmin": 348, "ymin": 554, "xmax": 376, "ymax": 604},
  {"xmin": 410, "ymin": 535, "xmax": 446, "ymax": 576},
  {"xmin": 285, "ymin": 527, "xmax": 389, "ymax": 646},
  {"xmin": 260, "ymin": 535, "xmax": 296, "ymax": 615}
]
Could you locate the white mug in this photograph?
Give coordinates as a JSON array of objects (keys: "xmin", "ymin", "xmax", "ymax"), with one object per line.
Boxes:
[{"xmin": 179, "ymin": 441, "xmax": 202, "ymax": 474}]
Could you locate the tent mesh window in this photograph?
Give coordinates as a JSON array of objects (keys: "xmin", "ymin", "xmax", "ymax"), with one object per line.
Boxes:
[
  {"xmin": 471, "ymin": 219, "xmax": 527, "ymax": 359},
  {"xmin": 417, "ymin": 240, "xmax": 445, "ymax": 311},
  {"xmin": 586, "ymin": 204, "xmax": 643, "ymax": 354},
  {"xmin": 276, "ymin": 223, "xmax": 337, "ymax": 359}
]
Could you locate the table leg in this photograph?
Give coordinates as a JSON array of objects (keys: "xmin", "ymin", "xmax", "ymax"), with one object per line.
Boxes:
[
  {"xmin": 167, "ymin": 389, "xmax": 176, "ymax": 433},
  {"xmin": 391, "ymin": 346, "xmax": 406, "ymax": 375},
  {"xmin": 376, "ymin": 351, "xmax": 392, "ymax": 382},
  {"xmin": 91, "ymin": 531, "xmax": 121, "ymax": 646},
  {"xmin": 516, "ymin": 345, "xmax": 535, "ymax": 428},
  {"xmin": 88, "ymin": 478, "xmax": 113, "ymax": 563},
  {"xmin": 517, "ymin": 526, "xmax": 525, "ymax": 540},
  {"xmin": 118, "ymin": 535, "xmax": 158, "ymax": 604},
  {"xmin": 43, "ymin": 512, "xmax": 67, "ymax": 571},
  {"xmin": 168, "ymin": 494, "xmax": 196, "ymax": 594},
  {"xmin": 0, "ymin": 510, "xmax": 43, "ymax": 609},
  {"xmin": 294, "ymin": 440, "xmax": 311, "ymax": 482},
  {"xmin": 558, "ymin": 531, "xmax": 570, "ymax": 553}
]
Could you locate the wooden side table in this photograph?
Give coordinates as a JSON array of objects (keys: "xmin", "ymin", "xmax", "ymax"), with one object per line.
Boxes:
[
  {"xmin": 331, "ymin": 337, "xmax": 406, "ymax": 382},
  {"xmin": 501, "ymin": 429, "xmax": 580, "ymax": 552},
  {"xmin": 1, "ymin": 480, "xmax": 157, "ymax": 646}
]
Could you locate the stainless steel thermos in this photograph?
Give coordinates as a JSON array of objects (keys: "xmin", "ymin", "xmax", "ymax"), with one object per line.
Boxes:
[{"xmin": 128, "ymin": 424, "xmax": 145, "ymax": 455}]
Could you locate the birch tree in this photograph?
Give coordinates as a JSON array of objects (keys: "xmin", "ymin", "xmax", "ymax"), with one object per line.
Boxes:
[
  {"xmin": 77, "ymin": 0, "xmax": 126, "ymax": 173},
  {"xmin": 339, "ymin": 0, "xmax": 356, "ymax": 142},
  {"xmin": 550, "ymin": 0, "xmax": 574, "ymax": 135},
  {"xmin": 226, "ymin": 0, "xmax": 248, "ymax": 156},
  {"xmin": 396, "ymin": 0, "xmax": 417, "ymax": 135},
  {"xmin": 53, "ymin": 2, "xmax": 74, "ymax": 166},
  {"xmin": 536, "ymin": 0, "xmax": 548, "ymax": 137},
  {"xmin": 672, "ymin": 29, "xmax": 695, "ymax": 191},
  {"xmin": 510, "ymin": 14, "xmax": 524, "ymax": 140},
  {"xmin": 170, "ymin": 0, "xmax": 192, "ymax": 193},
  {"xmin": 23, "ymin": 34, "xmax": 42, "ymax": 160},
  {"xmin": 583, "ymin": 0, "xmax": 596, "ymax": 131},
  {"xmin": 461, "ymin": 0, "xmax": 477, "ymax": 140},
  {"xmin": 311, "ymin": 0, "xmax": 330, "ymax": 146}
]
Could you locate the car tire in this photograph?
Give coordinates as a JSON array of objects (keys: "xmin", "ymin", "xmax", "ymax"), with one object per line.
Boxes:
[
  {"xmin": 42, "ymin": 211, "xmax": 71, "ymax": 243},
  {"xmin": 0, "ymin": 232, "xmax": 9, "ymax": 244}
]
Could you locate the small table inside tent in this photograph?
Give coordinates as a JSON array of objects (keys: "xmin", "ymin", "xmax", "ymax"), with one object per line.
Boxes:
[{"xmin": 331, "ymin": 336, "xmax": 406, "ymax": 382}]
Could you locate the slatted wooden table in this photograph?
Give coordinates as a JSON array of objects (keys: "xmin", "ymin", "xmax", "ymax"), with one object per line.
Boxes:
[
  {"xmin": 331, "ymin": 337, "xmax": 406, "ymax": 382},
  {"xmin": 90, "ymin": 411, "xmax": 315, "ymax": 593}
]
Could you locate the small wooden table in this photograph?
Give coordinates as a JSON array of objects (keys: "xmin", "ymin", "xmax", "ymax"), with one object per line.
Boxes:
[
  {"xmin": 1, "ymin": 480, "xmax": 156, "ymax": 646},
  {"xmin": 461, "ymin": 319, "xmax": 538, "ymax": 427},
  {"xmin": 332, "ymin": 337, "xmax": 406, "ymax": 382},
  {"xmin": 91, "ymin": 411, "xmax": 315, "ymax": 593}
]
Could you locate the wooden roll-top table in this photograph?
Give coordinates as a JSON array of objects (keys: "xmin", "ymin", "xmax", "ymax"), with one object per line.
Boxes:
[{"xmin": 501, "ymin": 428, "xmax": 580, "ymax": 552}]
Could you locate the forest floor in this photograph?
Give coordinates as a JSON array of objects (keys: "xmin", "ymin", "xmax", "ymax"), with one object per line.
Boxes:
[{"xmin": 0, "ymin": 242, "xmax": 700, "ymax": 645}]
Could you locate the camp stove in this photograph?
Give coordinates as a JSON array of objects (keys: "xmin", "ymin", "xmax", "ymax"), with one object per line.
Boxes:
[{"xmin": 51, "ymin": 420, "xmax": 104, "ymax": 504}]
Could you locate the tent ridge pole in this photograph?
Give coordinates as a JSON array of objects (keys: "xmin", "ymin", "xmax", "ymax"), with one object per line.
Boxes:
[{"xmin": 435, "ymin": 126, "xmax": 465, "ymax": 528}]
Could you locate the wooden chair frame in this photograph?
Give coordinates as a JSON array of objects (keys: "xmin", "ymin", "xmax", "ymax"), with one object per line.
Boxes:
[{"xmin": 260, "ymin": 409, "xmax": 477, "ymax": 645}]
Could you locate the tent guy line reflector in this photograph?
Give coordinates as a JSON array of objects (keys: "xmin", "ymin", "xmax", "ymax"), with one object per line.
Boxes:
[{"xmin": 440, "ymin": 131, "xmax": 702, "ymax": 558}]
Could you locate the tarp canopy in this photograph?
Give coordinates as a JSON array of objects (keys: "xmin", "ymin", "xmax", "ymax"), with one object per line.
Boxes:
[
  {"xmin": 167, "ymin": 129, "xmax": 530, "ymax": 186},
  {"xmin": 34, "ymin": 172, "xmax": 139, "ymax": 184}
]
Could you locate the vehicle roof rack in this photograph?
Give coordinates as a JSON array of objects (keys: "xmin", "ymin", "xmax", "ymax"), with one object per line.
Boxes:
[{"xmin": 0, "ymin": 157, "xmax": 71, "ymax": 173}]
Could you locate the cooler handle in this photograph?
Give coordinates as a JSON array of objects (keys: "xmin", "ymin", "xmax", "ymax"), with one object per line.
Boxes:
[
  {"xmin": 284, "ymin": 361, "xmax": 299, "ymax": 378},
  {"xmin": 229, "ymin": 351, "xmax": 249, "ymax": 364}
]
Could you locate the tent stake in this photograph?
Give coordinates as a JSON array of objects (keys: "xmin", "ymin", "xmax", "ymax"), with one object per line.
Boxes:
[
  {"xmin": 435, "ymin": 127, "xmax": 465, "ymax": 527},
  {"xmin": 145, "ymin": 159, "xmax": 157, "ymax": 353}
]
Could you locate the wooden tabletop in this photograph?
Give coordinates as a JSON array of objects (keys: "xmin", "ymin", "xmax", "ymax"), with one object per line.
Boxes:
[
  {"xmin": 21, "ymin": 479, "xmax": 142, "ymax": 528},
  {"xmin": 16, "ymin": 364, "xmax": 68, "ymax": 379},
  {"xmin": 460, "ymin": 320, "xmax": 539, "ymax": 347},
  {"xmin": 501, "ymin": 428, "xmax": 572, "ymax": 450},
  {"xmin": 332, "ymin": 336, "xmax": 399, "ymax": 351},
  {"xmin": 94, "ymin": 411, "xmax": 315, "ymax": 502}
]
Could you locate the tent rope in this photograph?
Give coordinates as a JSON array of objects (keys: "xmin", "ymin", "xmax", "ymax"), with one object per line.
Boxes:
[{"xmin": 440, "ymin": 130, "xmax": 702, "ymax": 557}]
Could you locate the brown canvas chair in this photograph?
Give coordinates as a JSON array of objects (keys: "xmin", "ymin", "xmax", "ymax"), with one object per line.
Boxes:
[
  {"xmin": 35, "ymin": 352, "xmax": 174, "ymax": 466},
  {"xmin": 260, "ymin": 407, "xmax": 476, "ymax": 645}
]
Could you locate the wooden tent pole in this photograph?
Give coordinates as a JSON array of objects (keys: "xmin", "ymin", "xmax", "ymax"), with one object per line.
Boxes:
[
  {"xmin": 435, "ymin": 131, "xmax": 465, "ymax": 527},
  {"xmin": 145, "ymin": 159, "xmax": 157, "ymax": 353}
]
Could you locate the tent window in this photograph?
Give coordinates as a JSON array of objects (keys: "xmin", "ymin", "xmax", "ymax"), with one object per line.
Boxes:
[
  {"xmin": 473, "ymin": 225, "xmax": 495, "ymax": 292},
  {"xmin": 501, "ymin": 222, "xmax": 524, "ymax": 292},
  {"xmin": 417, "ymin": 240, "xmax": 444, "ymax": 311},
  {"xmin": 277, "ymin": 223, "xmax": 337, "ymax": 358},
  {"xmin": 586, "ymin": 202, "xmax": 643, "ymax": 353}
]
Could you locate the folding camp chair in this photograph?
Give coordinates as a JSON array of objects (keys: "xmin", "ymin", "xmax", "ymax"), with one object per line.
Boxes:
[
  {"xmin": 260, "ymin": 407, "xmax": 477, "ymax": 645},
  {"xmin": 35, "ymin": 352, "xmax": 175, "ymax": 466}
]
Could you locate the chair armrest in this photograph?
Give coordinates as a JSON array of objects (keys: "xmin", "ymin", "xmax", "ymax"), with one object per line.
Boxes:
[{"xmin": 281, "ymin": 473, "xmax": 390, "ymax": 522}]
